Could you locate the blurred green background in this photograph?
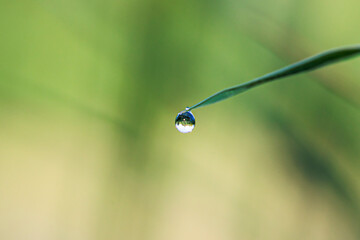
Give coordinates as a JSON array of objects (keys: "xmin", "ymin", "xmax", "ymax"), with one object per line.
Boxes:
[{"xmin": 0, "ymin": 0, "xmax": 360, "ymax": 239}]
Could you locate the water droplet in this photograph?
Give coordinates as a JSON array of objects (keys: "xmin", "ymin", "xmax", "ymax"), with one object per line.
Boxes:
[{"xmin": 175, "ymin": 110, "xmax": 195, "ymax": 133}]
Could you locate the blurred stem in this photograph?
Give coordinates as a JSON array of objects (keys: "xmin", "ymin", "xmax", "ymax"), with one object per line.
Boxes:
[
  {"xmin": 0, "ymin": 69, "xmax": 135, "ymax": 136},
  {"xmin": 233, "ymin": 3, "xmax": 360, "ymax": 110}
]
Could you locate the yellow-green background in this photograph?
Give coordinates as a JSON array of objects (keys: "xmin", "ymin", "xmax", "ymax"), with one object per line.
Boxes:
[{"xmin": 0, "ymin": 0, "xmax": 359, "ymax": 239}]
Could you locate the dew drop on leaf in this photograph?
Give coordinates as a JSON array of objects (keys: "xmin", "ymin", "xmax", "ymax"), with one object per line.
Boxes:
[{"xmin": 175, "ymin": 110, "xmax": 195, "ymax": 133}]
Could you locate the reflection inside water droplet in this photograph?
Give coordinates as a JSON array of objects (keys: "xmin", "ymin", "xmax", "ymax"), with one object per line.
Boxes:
[{"xmin": 175, "ymin": 110, "xmax": 195, "ymax": 133}]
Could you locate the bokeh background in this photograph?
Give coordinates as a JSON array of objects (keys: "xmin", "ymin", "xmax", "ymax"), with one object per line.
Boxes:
[{"xmin": 1, "ymin": 0, "xmax": 360, "ymax": 239}]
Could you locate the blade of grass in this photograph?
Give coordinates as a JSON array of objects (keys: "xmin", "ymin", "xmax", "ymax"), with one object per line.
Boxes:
[{"xmin": 188, "ymin": 45, "xmax": 360, "ymax": 111}]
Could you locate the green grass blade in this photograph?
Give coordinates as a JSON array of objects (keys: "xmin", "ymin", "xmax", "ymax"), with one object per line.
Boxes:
[{"xmin": 188, "ymin": 45, "xmax": 360, "ymax": 111}]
